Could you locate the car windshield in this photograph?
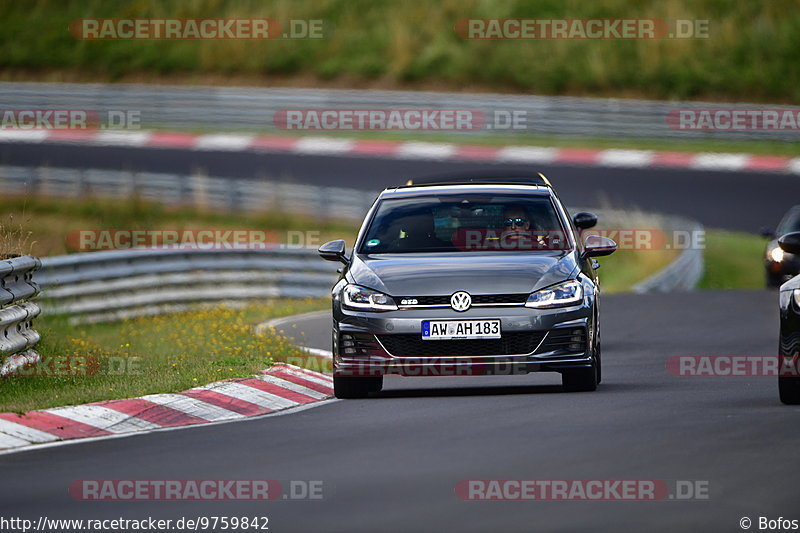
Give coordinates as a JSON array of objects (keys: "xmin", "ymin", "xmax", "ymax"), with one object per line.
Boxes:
[
  {"xmin": 359, "ymin": 193, "xmax": 570, "ymax": 254},
  {"xmin": 778, "ymin": 208, "xmax": 800, "ymax": 235}
]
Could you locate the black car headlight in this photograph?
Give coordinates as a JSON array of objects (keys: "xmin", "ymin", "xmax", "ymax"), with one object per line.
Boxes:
[
  {"xmin": 525, "ymin": 280, "xmax": 583, "ymax": 309},
  {"xmin": 342, "ymin": 284, "xmax": 398, "ymax": 311},
  {"xmin": 768, "ymin": 246, "xmax": 785, "ymax": 263}
]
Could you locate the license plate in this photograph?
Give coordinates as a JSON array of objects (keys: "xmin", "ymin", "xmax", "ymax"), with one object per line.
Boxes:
[{"xmin": 421, "ymin": 320, "xmax": 501, "ymax": 340}]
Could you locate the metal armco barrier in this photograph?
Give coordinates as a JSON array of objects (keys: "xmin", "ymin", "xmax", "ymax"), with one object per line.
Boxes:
[
  {"xmin": 34, "ymin": 210, "xmax": 704, "ymax": 325},
  {"xmin": 0, "ymin": 82, "xmax": 796, "ymax": 142},
  {"xmin": 37, "ymin": 248, "xmax": 340, "ymax": 324},
  {"xmin": 631, "ymin": 218, "xmax": 705, "ymax": 293},
  {"xmin": 0, "ymin": 256, "xmax": 41, "ymax": 375}
]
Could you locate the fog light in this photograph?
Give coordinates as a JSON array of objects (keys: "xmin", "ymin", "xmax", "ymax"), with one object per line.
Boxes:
[{"xmin": 341, "ymin": 334, "xmax": 357, "ymax": 354}]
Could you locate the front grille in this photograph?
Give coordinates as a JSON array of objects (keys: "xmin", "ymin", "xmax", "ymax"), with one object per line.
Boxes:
[
  {"xmin": 376, "ymin": 332, "xmax": 546, "ymax": 357},
  {"xmin": 398, "ymin": 294, "xmax": 528, "ymax": 307},
  {"xmin": 400, "ymin": 296, "xmax": 450, "ymax": 306},
  {"xmin": 473, "ymin": 294, "xmax": 529, "ymax": 304},
  {"xmin": 537, "ymin": 328, "xmax": 587, "ymax": 354}
]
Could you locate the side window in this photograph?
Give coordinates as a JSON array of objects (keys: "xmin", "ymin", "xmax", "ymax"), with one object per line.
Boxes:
[{"xmin": 554, "ymin": 197, "xmax": 579, "ymax": 252}]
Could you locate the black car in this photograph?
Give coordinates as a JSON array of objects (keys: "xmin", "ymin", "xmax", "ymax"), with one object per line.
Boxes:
[
  {"xmin": 764, "ymin": 205, "xmax": 800, "ymax": 287},
  {"xmin": 778, "ymin": 232, "xmax": 800, "ymax": 405},
  {"xmin": 318, "ymin": 173, "xmax": 617, "ymax": 399}
]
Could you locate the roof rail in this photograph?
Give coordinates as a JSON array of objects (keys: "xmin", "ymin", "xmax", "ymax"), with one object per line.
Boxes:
[{"xmin": 402, "ymin": 171, "xmax": 552, "ymax": 188}]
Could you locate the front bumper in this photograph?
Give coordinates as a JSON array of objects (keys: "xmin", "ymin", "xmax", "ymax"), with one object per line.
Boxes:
[{"xmin": 332, "ymin": 303, "xmax": 594, "ymax": 377}]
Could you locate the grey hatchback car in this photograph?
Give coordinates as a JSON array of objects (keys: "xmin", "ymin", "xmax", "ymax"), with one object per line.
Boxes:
[{"xmin": 318, "ymin": 174, "xmax": 617, "ymax": 398}]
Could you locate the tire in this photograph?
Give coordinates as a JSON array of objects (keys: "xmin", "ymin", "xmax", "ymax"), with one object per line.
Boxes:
[
  {"xmin": 334, "ymin": 376, "xmax": 383, "ymax": 399},
  {"xmin": 562, "ymin": 351, "xmax": 599, "ymax": 393},
  {"xmin": 779, "ymin": 377, "xmax": 800, "ymax": 405},
  {"xmin": 595, "ymin": 333, "xmax": 602, "ymax": 384}
]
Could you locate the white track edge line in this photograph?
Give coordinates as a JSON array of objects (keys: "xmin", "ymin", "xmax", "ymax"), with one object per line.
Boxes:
[{"xmin": 0, "ymin": 399, "xmax": 339, "ymax": 457}]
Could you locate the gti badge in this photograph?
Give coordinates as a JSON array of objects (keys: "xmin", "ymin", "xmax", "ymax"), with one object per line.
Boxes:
[{"xmin": 450, "ymin": 291, "xmax": 472, "ymax": 312}]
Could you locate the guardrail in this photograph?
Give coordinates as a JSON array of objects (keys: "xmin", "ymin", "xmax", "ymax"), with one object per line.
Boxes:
[
  {"xmin": 37, "ymin": 248, "xmax": 340, "ymax": 324},
  {"xmin": 0, "ymin": 256, "xmax": 42, "ymax": 376},
  {"xmin": 631, "ymin": 218, "xmax": 705, "ymax": 293},
  {"xmin": 35, "ymin": 212, "xmax": 703, "ymax": 325},
  {"xmin": 0, "ymin": 164, "xmax": 377, "ymax": 222},
  {"xmin": 0, "ymin": 82, "xmax": 795, "ymax": 142}
]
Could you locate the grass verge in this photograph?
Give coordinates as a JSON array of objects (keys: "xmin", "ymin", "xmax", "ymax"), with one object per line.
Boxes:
[
  {"xmin": 699, "ymin": 230, "xmax": 767, "ymax": 290},
  {"xmin": 597, "ymin": 249, "xmax": 677, "ymax": 293},
  {"xmin": 0, "ymin": 299, "xmax": 328, "ymax": 413},
  {"xmin": 1, "ymin": 0, "xmax": 798, "ymax": 103},
  {"xmin": 0, "ymin": 194, "xmax": 360, "ymax": 257}
]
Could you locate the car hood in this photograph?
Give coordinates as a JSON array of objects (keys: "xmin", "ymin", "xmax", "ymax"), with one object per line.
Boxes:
[{"xmin": 348, "ymin": 252, "xmax": 579, "ymax": 296}]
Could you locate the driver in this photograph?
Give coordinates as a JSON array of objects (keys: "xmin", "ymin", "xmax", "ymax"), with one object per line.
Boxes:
[
  {"xmin": 502, "ymin": 205, "xmax": 532, "ymax": 240},
  {"xmin": 501, "ymin": 205, "xmax": 544, "ymax": 249}
]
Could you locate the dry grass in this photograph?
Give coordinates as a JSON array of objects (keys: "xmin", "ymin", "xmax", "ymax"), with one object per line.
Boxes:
[
  {"xmin": 0, "ymin": 213, "xmax": 36, "ymax": 258},
  {"xmin": 0, "ymin": 299, "xmax": 327, "ymax": 413},
  {"xmin": 586, "ymin": 203, "xmax": 681, "ymax": 292}
]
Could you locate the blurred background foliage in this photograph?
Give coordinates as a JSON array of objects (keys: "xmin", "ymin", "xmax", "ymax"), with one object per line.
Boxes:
[{"xmin": 0, "ymin": 0, "xmax": 797, "ymax": 102}]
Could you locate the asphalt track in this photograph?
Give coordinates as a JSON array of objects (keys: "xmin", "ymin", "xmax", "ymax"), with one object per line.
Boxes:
[
  {"xmin": 0, "ymin": 289, "xmax": 796, "ymax": 532},
  {"xmin": 1, "ymin": 141, "xmax": 797, "ymax": 232},
  {"xmin": 0, "ymin": 141, "xmax": 796, "ymax": 532}
]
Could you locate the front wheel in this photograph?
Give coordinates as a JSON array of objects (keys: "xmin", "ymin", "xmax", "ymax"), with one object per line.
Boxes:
[
  {"xmin": 334, "ymin": 376, "xmax": 383, "ymax": 399},
  {"xmin": 779, "ymin": 377, "xmax": 800, "ymax": 404},
  {"xmin": 595, "ymin": 332, "xmax": 602, "ymax": 384},
  {"xmin": 562, "ymin": 350, "xmax": 599, "ymax": 392}
]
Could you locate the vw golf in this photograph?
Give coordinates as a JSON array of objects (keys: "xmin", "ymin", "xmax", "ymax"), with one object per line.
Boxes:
[{"xmin": 318, "ymin": 173, "xmax": 617, "ymax": 398}]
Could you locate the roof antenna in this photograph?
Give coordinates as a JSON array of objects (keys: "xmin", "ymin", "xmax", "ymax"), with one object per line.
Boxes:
[{"xmin": 537, "ymin": 172, "xmax": 552, "ymax": 187}]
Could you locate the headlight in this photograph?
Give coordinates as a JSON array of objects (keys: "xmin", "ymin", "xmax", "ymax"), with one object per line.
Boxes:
[
  {"xmin": 769, "ymin": 246, "xmax": 785, "ymax": 263},
  {"xmin": 525, "ymin": 280, "xmax": 584, "ymax": 309},
  {"xmin": 342, "ymin": 284, "xmax": 397, "ymax": 311}
]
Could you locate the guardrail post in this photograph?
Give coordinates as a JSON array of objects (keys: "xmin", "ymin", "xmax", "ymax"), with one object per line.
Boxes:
[{"xmin": 0, "ymin": 255, "xmax": 42, "ymax": 377}]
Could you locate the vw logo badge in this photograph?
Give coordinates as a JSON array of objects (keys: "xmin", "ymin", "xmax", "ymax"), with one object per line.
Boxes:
[{"xmin": 450, "ymin": 291, "xmax": 472, "ymax": 312}]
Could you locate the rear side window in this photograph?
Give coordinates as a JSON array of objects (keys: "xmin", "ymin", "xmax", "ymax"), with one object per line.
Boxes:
[{"xmin": 359, "ymin": 193, "xmax": 570, "ymax": 254}]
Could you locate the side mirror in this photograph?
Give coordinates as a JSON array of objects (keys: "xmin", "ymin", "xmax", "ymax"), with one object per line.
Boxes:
[
  {"xmin": 318, "ymin": 239, "xmax": 349, "ymax": 264},
  {"xmin": 778, "ymin": 232, "xmax": 800, "ymax": 254},
  {"xmin": 583, "ymin": 235, "xmax": 617, "ymax": 258},
  {"xmin": 760, "ymin": 226, "xmax": 776, "ymax": 239},
  {"xmin": 573, "ymin": 212, "xmax": 598, "ymax": 230}
]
